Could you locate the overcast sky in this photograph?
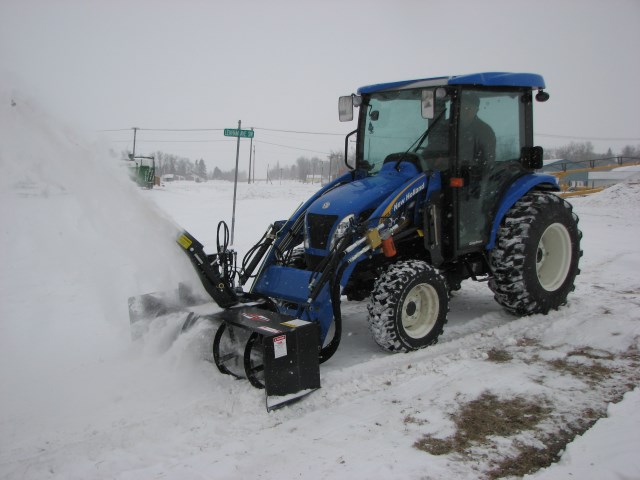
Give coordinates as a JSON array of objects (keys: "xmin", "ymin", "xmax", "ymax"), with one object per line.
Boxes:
[{"xmin": 2, "ymin": 0, "xmax": 639, "ymax": 175}]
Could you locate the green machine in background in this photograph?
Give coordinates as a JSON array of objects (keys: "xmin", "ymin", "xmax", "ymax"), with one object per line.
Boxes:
[{"xmin": 129, "ymin": 155, "xmax": 156, "ymax": 189}]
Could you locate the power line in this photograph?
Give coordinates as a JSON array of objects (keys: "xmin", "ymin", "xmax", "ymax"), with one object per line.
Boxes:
[
  {"xmin": 102, "ymin": 126, "xmax": 344, "ymax": 135},
  {"xmin": 98, "ymin": 127, "xmax": 225, "ymax": 132},
  {"xmin": 253, "ymin": 127, "xmax": 345, "ymax": 136},
  {"xmin": 103, "ymin": 135, "xmax": 335, "ymax": 155},
  {"xmin": 538, "ymin": 133, "xmax": 640, "ymax": 142},
  {"xmin": 101, "ymin": 126, "xmax": 639, "ymax": 142},
  {"xmin": 139, "ymin": 128, "xmax": 225, "ymax": 132},
  {"xmin": 255, "ymin": 140, "xmax": 331, "ymax": 155},
  {"xmin": 109, "ymin": 139, "xmax": 235, "ymax": 143}
]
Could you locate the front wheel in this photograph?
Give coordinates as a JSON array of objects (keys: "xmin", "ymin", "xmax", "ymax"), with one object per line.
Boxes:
[
  {"xmin": 367, "ymin": 260, "xmax": 449, "ymax": 352},
  {"xmin": 489, "ymin": 191, "xmax": 582, "ymax": 315}
]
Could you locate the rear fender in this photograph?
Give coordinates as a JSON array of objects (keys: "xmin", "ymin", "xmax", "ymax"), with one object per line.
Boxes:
[{"xmin": 486, "ymin": 174, "xmax": 559, "ymax": 250}]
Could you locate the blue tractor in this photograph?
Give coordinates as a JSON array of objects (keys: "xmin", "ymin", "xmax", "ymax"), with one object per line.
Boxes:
[{"xmin": 134, "ymin": 72, "xmax": 582, "ymax": 408}]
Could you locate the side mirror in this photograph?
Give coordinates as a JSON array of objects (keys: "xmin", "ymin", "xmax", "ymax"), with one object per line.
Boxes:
[
  {"xmin": 339, "ymin": 96, "xmax": 354, "ymax": 122},
  {"xmin": 521, "ymin": 146, "xmax": 544, "ymax": 170},
  {"xmin": 535, "ymin": 90, "xmax": 550, "ymax": 102},
  {"xmin": 421, "ymin": 90, "xmax": 435, "ymax": 119}
]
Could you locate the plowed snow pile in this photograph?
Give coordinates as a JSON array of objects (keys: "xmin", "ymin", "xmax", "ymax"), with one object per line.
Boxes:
[
  {"xmin": 1, "ymin": 88, "xmax": 639, "ymax": 480},
  {"xmin": 576, "ymin": 175, "xmax": 640, "ymax": 209}
]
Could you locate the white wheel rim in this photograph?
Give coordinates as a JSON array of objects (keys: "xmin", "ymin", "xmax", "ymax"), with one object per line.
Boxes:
[
  {"xmin": 536, "ymin": 223, "xmax": 572, "ymax": 291},
  {"xmin": 401, "ymin": 284, "xmax": 439, "ymax": 339}
]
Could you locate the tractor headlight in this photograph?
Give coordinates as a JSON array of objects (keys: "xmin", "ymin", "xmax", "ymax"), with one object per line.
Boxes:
[{"xmin": 330, "ymin": 214, "xmax": 355, "ymax": 250}]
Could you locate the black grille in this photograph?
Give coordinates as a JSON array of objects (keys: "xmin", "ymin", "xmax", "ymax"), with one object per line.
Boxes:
[{"xmin": 306, "ymin": 213, "xmax": 338, "ymax": 250}]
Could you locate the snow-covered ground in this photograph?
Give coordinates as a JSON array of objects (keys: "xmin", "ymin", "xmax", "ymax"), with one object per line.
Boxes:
[{"xmin": 1, "ymin": 90, "xmax": 639, "ymax": 480}]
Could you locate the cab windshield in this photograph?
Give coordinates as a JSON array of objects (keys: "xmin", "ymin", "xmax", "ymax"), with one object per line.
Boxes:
[{"xmin": 359, "ymin": 88, "xmax": 450, "ymax": 174}]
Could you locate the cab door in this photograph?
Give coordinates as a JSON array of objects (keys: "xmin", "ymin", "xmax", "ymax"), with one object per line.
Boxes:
[{"xmin": 455, "ymin": 89, "xmax": 532, "ymax": 252}]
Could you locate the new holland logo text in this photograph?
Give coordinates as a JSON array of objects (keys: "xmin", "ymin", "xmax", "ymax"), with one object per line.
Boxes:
[{"xmin": 392, "ymin": 182, "xmax": 426, "ymax": 214}]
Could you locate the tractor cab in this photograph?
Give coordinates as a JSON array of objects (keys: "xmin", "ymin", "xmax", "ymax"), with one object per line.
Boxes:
[{"xmin": 339, "ymin": 72, "xmax": 547, "ymax": 258}]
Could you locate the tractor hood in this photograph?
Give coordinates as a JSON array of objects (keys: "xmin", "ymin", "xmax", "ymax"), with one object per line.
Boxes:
[{"xmin": 305, "ymin": 162, "xmax": 420, "ymax": 254}]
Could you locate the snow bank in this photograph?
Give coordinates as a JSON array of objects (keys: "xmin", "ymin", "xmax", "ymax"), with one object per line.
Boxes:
[{"xmin": 573, "ymin": 176, "xmax": 640, "ymax": 210}]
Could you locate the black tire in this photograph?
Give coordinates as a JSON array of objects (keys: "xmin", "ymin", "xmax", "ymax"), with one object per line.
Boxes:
[
  {"xmin": 367, "ymin": 260, "xmax": 449, "ymax": 352},
  {"xmin": 489, "ymin": 191, "xmax": 582, "ymax": 315}
]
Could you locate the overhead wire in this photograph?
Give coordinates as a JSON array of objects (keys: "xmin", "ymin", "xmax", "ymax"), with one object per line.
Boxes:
[
  {"xmin": 538, "ymin": 133, "xmax": 640, "ymax": 142},
  {"xmin": 102, "ymin": 126, "xmax": 639, "ymax": 142},
  {"xmin": 108, "ymin": 139, "xmax": 235, "ymax": 143},
  {"xmin": 253, "ymin": 127, "xmax": 345, "ymax": 136},
  {"xmin": 254, "ymin": 140, "xmax": 331, "ymax": 156},
  {"xmin": 100, "ymin": 126, "xmax": 346, "ymax": 135},
  {"xmin": 98, "ymin": 125, "xmax": 343, "ymax": 156},
  {"xmin": 100, "ymin": 126, "xmax": 639, "ymax": 159}
]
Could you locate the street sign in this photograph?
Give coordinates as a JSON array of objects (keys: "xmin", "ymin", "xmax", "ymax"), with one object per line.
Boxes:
[{"xmin": 224, "ymin": 128, "xmax": 254, "ymax": 138}]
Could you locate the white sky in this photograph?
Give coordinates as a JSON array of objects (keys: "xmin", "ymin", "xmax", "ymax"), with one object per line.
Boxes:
[{"xmin": 2, "ymin": 0, "xmax": 639, "ymax": 174}]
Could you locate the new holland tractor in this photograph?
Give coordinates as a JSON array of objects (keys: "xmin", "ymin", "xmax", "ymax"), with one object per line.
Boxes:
[{"xmin": 130, "ymin": 72, "xmax": 582, "ymax": 409}]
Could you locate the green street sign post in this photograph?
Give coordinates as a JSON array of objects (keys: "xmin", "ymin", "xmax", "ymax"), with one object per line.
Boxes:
[
  {"xmin": 224, "ymin": 128, "xmax": 254, "ymax": 138},
  {"xmin": 226, "ymin": 121, "xmax": 256, "ymax": 245}
]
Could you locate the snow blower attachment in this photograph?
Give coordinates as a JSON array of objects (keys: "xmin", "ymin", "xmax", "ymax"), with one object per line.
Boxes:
[
  {"xmin": 128, "ymin": 224, "xmax": 322, "ymax": 410},
  {"xmin": 130, "ymin": 72, "xmax": 582, "ymax": 411},
  {"xmin": 207, "ymin": 307, "xmax": 320, "ymax": 411},
  {"xmin": 175, "ymin": 227, "xmax": 321, "ymax": 410}
]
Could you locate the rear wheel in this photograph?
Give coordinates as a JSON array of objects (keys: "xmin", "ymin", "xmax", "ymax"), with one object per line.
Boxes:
[
  {"xmin": 489, "ymin": 191, "xmax": 582, "ymax": 315},
  {"xmin": 367, "ymin": 260, "xmax": 448, "ymax": 352}
]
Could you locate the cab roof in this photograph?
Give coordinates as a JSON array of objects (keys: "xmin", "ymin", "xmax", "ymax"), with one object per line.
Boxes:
[{"xmin": 357, "ymin": 72, "xmax": 545, "ymax": 95}]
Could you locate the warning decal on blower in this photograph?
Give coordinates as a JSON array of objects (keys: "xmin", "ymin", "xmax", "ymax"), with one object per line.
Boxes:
[
  {"xmin": 273, "ymin": 335, "xmax": 287, "ymax": 359},
  {"xmin": 258, "ymin": 326, "xmax": 282, "ymax": 334},
  {"xmin": 242, "ymin": 312, "xmax": 270, "ymax": 322},
  {"xmin": 280, "ymin": 319, "xmax": 311, "ymax": 328}
]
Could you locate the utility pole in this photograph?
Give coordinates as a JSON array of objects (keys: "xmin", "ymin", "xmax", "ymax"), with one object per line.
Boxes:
[{"xmin": 131, "ymin": 127, "xmax": 138, "ymax": 160}]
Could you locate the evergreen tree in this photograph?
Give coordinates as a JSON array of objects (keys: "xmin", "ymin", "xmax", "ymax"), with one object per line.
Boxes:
[{"xmin": 196, "ymin": 159, "xmax": 207, "ymax": 179}]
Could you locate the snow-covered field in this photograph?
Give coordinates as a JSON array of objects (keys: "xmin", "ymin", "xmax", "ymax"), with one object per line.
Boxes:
[{"xmin": 1, "ymin": 90, "xmax": 639, "ymax": 480}]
